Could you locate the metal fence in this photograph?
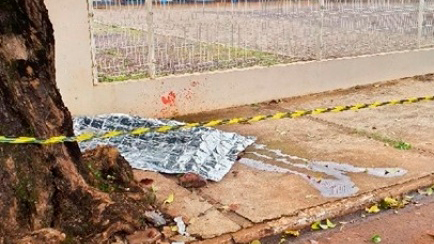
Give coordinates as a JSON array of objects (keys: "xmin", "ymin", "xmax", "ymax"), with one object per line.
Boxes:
[{"xmin": 89, "ymin": 0, "xmax": 434, "ymax": 81}]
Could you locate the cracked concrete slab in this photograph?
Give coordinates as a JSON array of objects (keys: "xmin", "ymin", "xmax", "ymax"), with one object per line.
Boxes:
[
  {"xmin": 200, "ymin": 162, "xmax": 329, "ymax": 223},
  {"xmin": 133, "ymin": 75, "xmax": 434, "ymax": 243},
  {"xmin": 187, "ymin": 209, "xmax": 242, "ymax": 239},
  {"xmin": 276, "ymin": 75, "xmax": 434, "ymax": 153},
  {"xmin": 133, "ymin": 170, "xmax": 214, "ymax": 221},
  {"xmin": 133, "ymin": 171, "xmax": 243, "ymax": 238},
  {"xmin": 200, "ymin": 118, "xmax": 434, "ymax": 224}
]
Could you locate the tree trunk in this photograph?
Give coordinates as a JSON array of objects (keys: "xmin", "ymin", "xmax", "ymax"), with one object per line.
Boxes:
[{"xmin": 0, "ymin": 1, "xmax": 153, "ymax": 242}]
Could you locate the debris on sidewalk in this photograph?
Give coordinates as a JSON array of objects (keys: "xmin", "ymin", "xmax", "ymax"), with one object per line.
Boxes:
[
  {"xmin": 371, "ymin": 234, "xmax": 382, "ymax": 243},
  {"xmin": 144, "ymin": 210, "xmax": 167, "ymax": 227},
  {"xmin": 178, "ymin": 173, "xmax": 207, "ymax": 188},
  {"xmin": 164, "ymin": 193, "xmax": 175, "ymax": 205},
  {"xmin": 169, "ymin": 216, "xmax": 196, "ymax": 243},
  {"xmin": 173, "ymin": 216, "xmax": 189, "ymax": 237},
  {"xmin": 73, "ymin": 114, "xmax": 255, "ymax": 181}
]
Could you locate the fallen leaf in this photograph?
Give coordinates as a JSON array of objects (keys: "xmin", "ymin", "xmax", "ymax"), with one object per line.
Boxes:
[
  {"xmin": 371, "ymin": 234, "xmax": 381, "ymax": 243},
  {"xmin": 170, "ymin": 226, "xmax": 178, "ymax": 232},
  {"xmin": 311, "ymin": 221, "xmax": 321, "ymax": 230},
  {"xmin": 284, "ymin": 230, "xmax": 300, "ymax": 237},
  {"xmin": 161, "ymin": 226, "xmax": 176, "ymax": 238},
  {"xmin": 366, "ymin": 205, "xmax": 380, "ymax": 213},
  {"xmin": 319, "ymin": 223, "xmax": 328, "ymax": 230},
  {"xmin": 251, "ymin": 240, "xmax": 261, "ymax": 244},
  {"xmin": 164, "ymin": 193, "xmax": 174, "ymax": 204},
  {"xmin": 418, "ymin": 188, "xmax": 433, "ymax": 196},
  {"xmin": 326, "ymin": 219, "xmax": 336, "ymax": 228},
  {"xmin": 404, "ymin": 195, "xmax": 414, "ymax": 201},
  {"xmin": 151, "ymin": 185, "xmax": 158, "ymax": 193},
  {"xmin": 383, "ymin": 197, "xmax": 399, "ymax": 207}
]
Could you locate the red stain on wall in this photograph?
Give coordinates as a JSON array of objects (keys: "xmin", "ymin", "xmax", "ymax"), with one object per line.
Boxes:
[
  {"xmin": 161, "ymin": 91, "xmax": 176, "ymax": 105},
  {"xmin": 159, "ymin": 81, "xmax": 201, "ymax": 117}
]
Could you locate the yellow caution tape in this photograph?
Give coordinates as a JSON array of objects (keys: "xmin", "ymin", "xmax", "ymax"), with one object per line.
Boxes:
[{"xmin": 0, "ymin": 95, "xmax": 432, "ymax": 144}]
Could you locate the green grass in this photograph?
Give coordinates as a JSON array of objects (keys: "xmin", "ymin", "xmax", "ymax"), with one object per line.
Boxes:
[
  {"xmin": 393, "ymin": 141, "xmax": 412, "ymax": 150},
  {"xmin": 99, "ymin": 73, "xmax": 150, "ymax": 82},
  {"xmin": 354, "ymin": 129, "xmax": 412, "ymax": 151}
]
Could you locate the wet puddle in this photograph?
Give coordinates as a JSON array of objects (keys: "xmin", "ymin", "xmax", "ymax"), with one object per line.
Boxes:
[{"xmin": 239, "ymin": 144, "xmax": 407, "ymax": 198}]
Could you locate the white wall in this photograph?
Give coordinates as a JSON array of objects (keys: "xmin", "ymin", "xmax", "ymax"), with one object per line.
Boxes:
[{"xmin": 45, "ymin": 0, "xmax": 434, "ymax": 118}]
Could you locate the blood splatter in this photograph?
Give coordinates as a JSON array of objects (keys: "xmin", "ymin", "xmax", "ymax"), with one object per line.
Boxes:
[{"xmin": 161, "ymin": 91, "xmax": 176, "ymax": 105}]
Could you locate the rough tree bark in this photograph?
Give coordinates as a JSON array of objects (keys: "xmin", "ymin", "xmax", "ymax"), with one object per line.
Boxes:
[{"xmin": 0, "ymin": 1, "xmax": 154, "ymax": 242}]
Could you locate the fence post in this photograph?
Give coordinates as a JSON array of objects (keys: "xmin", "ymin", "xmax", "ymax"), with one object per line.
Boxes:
[
  {"xmin": 317, "ymin": 0, "xmax": 325, "ymax": 60},
  {"xmin": 87, "ymin": 0, "xmax": 99, "ymax": 84},
  {"xmin": 146, "ymin": 0, "xmax": 156, "ymax": 79},
  {"xmin": 417, "ymin": 0, "xmax": 425, "ymax": 48}
]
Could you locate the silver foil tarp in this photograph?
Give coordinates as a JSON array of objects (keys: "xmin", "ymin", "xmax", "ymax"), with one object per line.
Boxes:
[{"xmin": 73, "ymin": 114, "xmax": 256, "ymax": 181}]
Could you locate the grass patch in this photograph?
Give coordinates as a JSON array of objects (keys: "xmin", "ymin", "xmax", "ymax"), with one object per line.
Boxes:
[
  {"xmin": 393, "ymin": 141, "xmax": 412, "ymax": 150},
  {"xmin": 354, "ymin": 129, "xmax": 412, "ymax": 150},
  {"xmin": 99, "ymin": 72, "xmax": 150, "ymax": 82}
]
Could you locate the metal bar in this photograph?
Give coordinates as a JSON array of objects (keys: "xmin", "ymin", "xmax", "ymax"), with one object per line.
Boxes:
[
  {"xmin": 318, "ymin": 0, "xmax": 325, "ymax": 60},
  {"xmin": 417, "ymin": 0, "xmax": 425, "ymax": 48},
  {"xmin": 146, "ymin": 0, "xmax": 156, "ymax": 78},
  {"xmin": 87, "ymin": 0, "xmax": 99, "ymax": 84}
]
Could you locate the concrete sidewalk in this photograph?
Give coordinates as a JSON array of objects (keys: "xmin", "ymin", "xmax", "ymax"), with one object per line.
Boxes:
[{"xmin": 133, "ymin": 74, "xmax": 434, "ymax": 243}]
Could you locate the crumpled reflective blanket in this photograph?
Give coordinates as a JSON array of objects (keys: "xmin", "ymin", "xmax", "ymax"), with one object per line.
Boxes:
[{"xmin": 73, "ymin": 114, "xmax": 255, "ymax": 181}]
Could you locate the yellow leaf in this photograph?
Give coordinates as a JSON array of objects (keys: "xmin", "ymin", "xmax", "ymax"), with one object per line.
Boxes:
[
  {"xmin": 311, "ymin": 221, "xmax": 321, "ymax": 230},
  {"xmin": 383, "ymin": 197, "xmax": 399, "ymax": 207},
  {"xmin": 366, "ymin": 205, "xmax": 380, "ymax": 213},
  {"xmin": 170, "ymin": 226, "xmax": 178, "ymax": 232},
  {"xmin": 427, "ymin": 188, "xmax": 433, "ymax": 196},
  {"xmin": 251, "ymin": 240, "xmax": 261, "ymax": 244},
  {"xmin": 284, "ymin": 230, "xmax": 300, "ymax": 237},
  {"xmin": 326, "ymin": 219, "xmax": 336, "ymax": 228},
  {"xmin": 164, "ymin": 193, "xmax": 174, "ymax": 204},
  {"xmin": 319, "ymin": 223, "xmax": 328, "ymax": 230},
  {"xmin": 151, "ymin": 185, "xmax": 158, "ymax": 193}
]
